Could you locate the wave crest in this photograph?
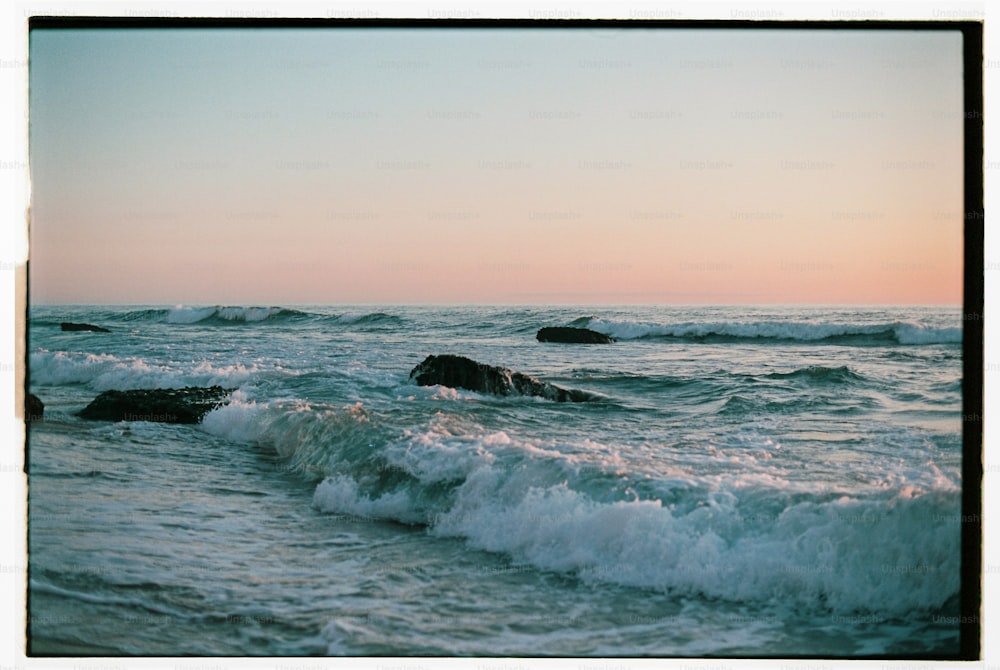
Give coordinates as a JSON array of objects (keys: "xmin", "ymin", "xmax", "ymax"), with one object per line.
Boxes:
[
  {"xmin": 328, "ymin": 312, "xmax": 404, "ymax": 327},
  {"xmin": 166, "ymin": 305, "xmax": 306, "ymax": 324},
  {"xmin": 576, "ymin": 317, "xmax": 962, "ymax": 345}
]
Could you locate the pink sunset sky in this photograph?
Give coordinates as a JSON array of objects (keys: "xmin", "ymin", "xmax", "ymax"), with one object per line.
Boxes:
[{"xmin": 28, "ymin": 26, "xmax": 965, "ymax": 305}]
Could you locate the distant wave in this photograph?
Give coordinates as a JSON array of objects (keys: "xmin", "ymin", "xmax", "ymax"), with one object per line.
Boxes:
[
  {"xmin": 324, "ymin": 311, "xmax": 405, "ymax": 327},
  {"xmin": 132, "ymin": 306, "xmax": 403, "ymax": 327},
  {"xmin": 201, "ymin": 399, "xmax": 961, "ymax": 615},
  {"xmin": 120, "ymin": 308, "xmax": 171, "ymax": 322},
  {"xmin": 32, "ymin": 305, "xmax": 404, "ymax": 328},
  {"xmin": 165, "ymin": 305, "xmax": 310, "ymax": 325},
  {"xmin": 573, "ymin": 317, "xmax": 962, "ymax": 345}
]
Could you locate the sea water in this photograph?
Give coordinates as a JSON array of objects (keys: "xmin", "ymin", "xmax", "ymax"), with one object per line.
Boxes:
[{"xmin": 25, "ymin": 304, "xmax": 965, "ymax": 656}]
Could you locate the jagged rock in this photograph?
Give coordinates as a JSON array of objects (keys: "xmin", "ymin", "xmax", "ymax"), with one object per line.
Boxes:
[
  {"xmin": 26, "ymin": 393, "xmax": 44, "ymax": 423},
  {"xmin": 409, "ymin": 354, "xmax": 596, "ymax": 403},
  {"xmin": 78, "ymin": 386, "xmax": 234, "ymax": 424},
  {"xmin": 61, "ymin": 322, "xmax": 111, "ymax": 333},
  {"xmin": 536, "ymin": 326, "xmax": 614, "ymax": 344}
]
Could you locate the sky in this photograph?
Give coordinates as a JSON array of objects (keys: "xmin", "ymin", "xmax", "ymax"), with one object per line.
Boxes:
[{"xmin": 27, "ymin": 25, "xmax": 966, "ymax": 305}]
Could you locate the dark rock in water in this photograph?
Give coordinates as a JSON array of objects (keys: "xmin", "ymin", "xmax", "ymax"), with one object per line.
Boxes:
[
  {"xmin": 78, "ymin": 386, "xmax": 234, "ymax": 424},
  {"xmin": 61, "ymin": 322, "xmax": 111, "ymax": 333},
  {"xmin": 409, "ymin": 354, "xmax": 596, "ymax": 403},
  {"xmin": 26, "ymin": 393, "xmax": 44, "ymax": 423},
  {"xmin": 536, "ymin": 326, "xmax": 614, "ymax": 344}
]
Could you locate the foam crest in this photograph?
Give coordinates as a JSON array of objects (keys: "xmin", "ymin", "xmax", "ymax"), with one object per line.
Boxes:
[
  {"xmin": 30, "ymin": 350, "xmax": 256, "ymax": 391},
  {"xmin": 313, "ymin": 475, "xmax": 425, "ymax": 524},
  {"xmin": 392, "ymin": 415, "xmax": 502, "ymax": 483},
  {"xmin": 200, "ymin": 390, "xmax": 266, "ymax": 443}
]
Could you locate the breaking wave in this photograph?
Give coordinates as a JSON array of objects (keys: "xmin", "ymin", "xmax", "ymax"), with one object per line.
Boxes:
[{"xmin": 201, "ymin": 399, "xmax": 961, "ymax": 616}]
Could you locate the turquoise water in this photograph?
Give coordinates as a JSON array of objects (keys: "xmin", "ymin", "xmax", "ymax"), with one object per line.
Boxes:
[{"xmin": 27, "ymin": 304, "xmax": 964, "ymax": 656}]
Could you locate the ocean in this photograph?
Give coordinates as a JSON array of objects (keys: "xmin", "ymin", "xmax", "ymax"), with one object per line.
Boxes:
[{"xmin": 25, "ymin": 304, "xmax": 966, "ymax": 657}]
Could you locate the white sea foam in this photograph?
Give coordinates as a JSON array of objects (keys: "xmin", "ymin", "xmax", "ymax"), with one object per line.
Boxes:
[
  {"xmin": 29, "ymin": 350, "xmax": 257, "ymax": 391},
  {"xmin": 894, "ymin": 322, "xmax": 963, "ymax": 345},
  {"xmin": 313, "ymin": 475, "xmax": 424, "ymax": 524},
  {"xmin": 200, "ymin": 390, "xmax": 265, "ymax": 443},
  {"xmin": 392, "ymin": 415, "xmax": 502, "ymax": 483}
]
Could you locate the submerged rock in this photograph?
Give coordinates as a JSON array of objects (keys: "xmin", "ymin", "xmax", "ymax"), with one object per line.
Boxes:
[
  {"xmin": 61, "ymin": 322, "xmax": 111, "ymax": 333},
  {"xmin": 78, "ymin": 386, "xmax": 234, "ymax": 424},
  {"xmin": 536, "ymin": 326, "xmax": 614, "ymax": 344},
  {"xmin": 409, "ymin": 354, "xmax": 596, "ymax": 403},
  {"xmin": 26, "ymin": 393, "xmax": 44, "ymax": 423}
]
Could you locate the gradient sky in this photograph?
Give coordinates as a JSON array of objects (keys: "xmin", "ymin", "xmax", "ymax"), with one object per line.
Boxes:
[{"xmin": 28, "ymin": 26, "xmax": 965, "ymax": 305}]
